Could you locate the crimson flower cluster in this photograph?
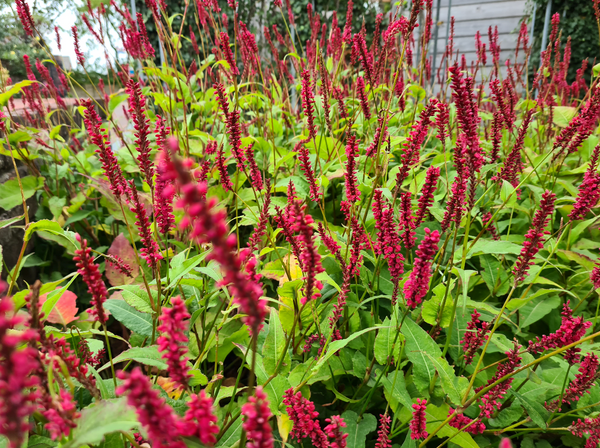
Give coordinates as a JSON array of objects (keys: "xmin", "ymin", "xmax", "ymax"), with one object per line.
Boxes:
[
  {"xmin": 570, "ymin": 144, "xmax": 600, "ymax": 221},
  {"xmin": 157, "ymin": 296, "xmax": 191, "ymax": 389},
  {"xmin": 461, "ymin": 309, "xmax": 490, "ymax": 365},
  {"xmin": 513, "ymin": 190, "xmax": 556, "ymax": 283},
  {"xmin": 242, "ymin": 387, "xmax": 273, "ymax": 448},
  {"xmin": 374, "ymin": 414, "xmax": 391, "ymax": 448},
  {"xmin": 410, "ymin": 398, "xmax": 428, "ymax": 440},
  {"xmin": 403, "ymin": 228, "xmax": 440, "ymax": 309},
  {"xmin": 126, "ymin": 79, "xmax": 154, "ymax": 189},
  {"xmin": 128, "ymin": 180, "xmax": 163, "ymax": 270},
  {"xmin": 528, "ymin": 301, "xmax": 591, "ymax": 365},
  {"xmin": 74, "ymin": 234, "xmax": 108, "ymax": 324},
  {"xmin": 448, "ymin": 409, "xmax": 486, "ymax": 435}
]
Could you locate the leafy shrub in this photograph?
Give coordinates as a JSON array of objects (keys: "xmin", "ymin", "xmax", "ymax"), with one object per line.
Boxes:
[{"xmin": 1, "ymin": 1, "xmax": 600, "ymax": 448}]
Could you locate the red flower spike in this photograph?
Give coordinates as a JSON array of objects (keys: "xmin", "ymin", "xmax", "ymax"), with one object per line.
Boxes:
[
  {"xmin": 324, "ymin": 415, "xmax": 348, "ymax": 448},
  {"xmin": 344, "ymin": 134, "xmax": 360, "ymax": 203},
  {"xmin": 126, "ymin": 79, "xmax": 154, "ymax": 190},
  {"xmin": 410, "ymin": 398, "xmax": 428, "ymax": 440},
  {"xmin": 74, "ymin": 234, "xmax": 108, "ymax": 325},
  {"xmin": 570, "ymin": 144, "xmax": 600, "ymax": 221},
  {"xmin": 179, "ymin": 390, "xmax": 220, "ymax": 445},
  {"xmin": 375, "ymin": 414, "xmax": 392, "ymax": 448},
  {"xmin": 414, "ymin": 166, "xmax": 440, "ymax": 226},
  {"xmin": 128, "ymin": 181, "xmax": 163, "ymax": 270},
  {"xmin": 157, "ymin": 296, "xmax": 191, "ymax": 389},
  {"xmin": 403, "ymin": 228, "xmax": 440, "ymax": 309},
  {"xmin": 356, "ymin": 76, "xmax": 371, "ymax": 120},
  {"xmin": 448, "ymin": 409, "xmax": 485, "ymax": 435},
  {"xmin": 242, "ymin": 387, "xmax": 273, "ymax": 448},
  {"xmin": 461, "ymin": 309, "xmax": 490, "ymax": 365},
  {"xmin": 283, "ymin": 389, "xmax": 328, "ymax": 448}
]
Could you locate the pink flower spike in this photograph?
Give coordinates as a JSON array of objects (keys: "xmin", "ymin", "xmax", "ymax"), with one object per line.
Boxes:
[
  {"xmin": 283, "ymin": 389, "xmax": 328, "ymax": 448},
  {"xmin": 179, "ymin": 390, "xmax": 220, "ymax": 445},
  {"xmin": 242, "ymin": 387, "xmax": 273, "ymax": 448},
  {"xmin": 74, "ymin": 234, "xmax": 108, "ymax": 325},
  {"xmin": 375, "ymin": 414, "xmax": 391, "ymax": 448},
  {"xmin": 344, "ymin": 134, "xmax": 360, "ymax": 203},
  {"xmin": 403, "ymin": 228, "xmax": 440, "ymax": 309},
  {"xmin": 126, "ymin": 79, "xmax": 154, "ymax": 190},
  {"xmin": 461, "ymin": 309, "xmax": 490, "ymax": 365},
  {"xmin": 72, "ymin": 26, "xmax": 85, "ymax": 66},
  {"xmin": 513, "ymin": 190, "xmax": 556, "ymax": 284},
  {"xmin": 356, "ymin": 76, "xmax": 371, "ymax": 120},
  {"xmin": 117, "ymin": 368, "xmax": 186, "ymax": 448},
  {"xmin": 410, "ymin": 399, "xmax": 428, "ymax": 440},
  {"xmin": 128, "ymin": 181, "xmax": 163, "ymax": 271},
  {"xmin": 157, "ymin": 296, "xmax": 191, "ymax": 389},
  {"xmin": 324, "ymin": 415, "xmax": 348, "ymax": 448},
  {"xmin": 570, "ymin": 144, "xmax": 600, "ymax": 221}
]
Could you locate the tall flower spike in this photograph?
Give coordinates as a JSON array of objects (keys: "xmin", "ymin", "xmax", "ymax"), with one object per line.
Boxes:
[
  {"xmin": 242, "ymin": 387, "xmax": 273, "ymax": 448},
  {"xmin": 476, "ymin": 340, "xmax": 522, "ymax": 418},
  {"xmin": 410, "ymin": 399, "xmax": 428, "ymax": 440},
  {"xmin": 283, "ymin": 389, "xmax": 328, "ymax": 448},
  {"xmin": 82, "ymin": 99, "xmax": 128, "ymax": 199},
  {"xmin": 570, "ymin": 416, "xmax": 600, "ymax": 448},
  {"xmin": 157, "ymin": 296, "xmax": 191, "ymax": 389},
  {"xmin": 245, "ymin": 143, "xmax": 264, "ymax": 190},
  {"xmin": 399, "ymin": 192, "xmax": 416, "ymax": 251},
  {"xmin": 403, "ymin": 228, "xmax": 440, "ymax": 309},
  {"xmin": 126, "ymin": 79, "xmax": 154, "ymax": 190},
  {"xmin": 461, "ymin": 309, "xmax": 490, "ymax": 365},
  {"xmin": 155, "ymin": 116, "xmax": 175, "ymax": 234},
  {"xmin": 557, "ymin": 353, "xmax": 599, "ymax": 408},
  {"xmin": 528, "ymin": 301, "xmax": 591, "ymax": 365},
  {"xmin": 128, "ymin": 181, "xmax": 163, "ymax": 270},
  {"xmin": 414, "ymin": 166, "xmax": 440, "ymax": 226},
  {"xmin": 300, "ymin": 69, "xmax": 317, "ymax": 139},
  {"xmin": 179, "ymin": 390, "xmax": 220, "ymax": 445},
  {"xmin": 297, "ymin": 141, "xmax": 322, "ymax": 202},
  {"xmin": 16, "ymin": 0, "xmax": 35, "ymax": 36},
  {"xmin": 74, "ymin": 234, "xmax": 108, "ymax": 324},
  {"xmin": 0, "ymin": 297, "xmax": 40, "ymax": 448},
  {"xmin": 324, "ymin": 416, "xmax": 347, "ymax": 448},
  {"xmin": 356, "ymin": 76, "xmax": 371, "ymax": 120},
  {"xmin": 160, "ymin": 139, "xmax": 266, "ymax": 336},
  {"xmin": 117, "ymin": 368, "xmax": 186, "ymax": 448},
  {"xmin": 219, "ymin": 32, "xmax": 239, "ymax": 76},
  {"xmin": 72, "ymin": 26, "xmax": 85, "ymax": 66},
  {"xmin": 513, "ymin": 190, "xmax": 556, "ymax": 284},
  {"xmin": 344, "ymin": 134, "xmax": 360, "ymax": 203},
  {"xmin": 570, "ymin": 144, "xmax": 600, "ymax": 221},
  {"xmin": 375, "ymin": 414, "xmax": 392, "ymax": 448},
  {"xmin": 448, "ymin": 409, "xmax": 486, "ymax": 435},
  {"xmin": 42, "ymin": 389, "xmax": 79, "ymax": 441}
]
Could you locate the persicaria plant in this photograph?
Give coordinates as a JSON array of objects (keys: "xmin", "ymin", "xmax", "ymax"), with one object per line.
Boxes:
[{"xmin": 2, "ymin": 0, "xmax": 600, "ymax": 447}]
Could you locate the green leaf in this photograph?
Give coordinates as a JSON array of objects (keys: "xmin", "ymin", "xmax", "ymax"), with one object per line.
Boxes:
[
  {"xmin": 340, "ymin": 411, "xmax": 377, "ymax": 448},
  {"xmin": 400, "ymin": 318, "xmax": 442, "ymax": 392},
  {"xmin": 0, "ymin": 175, "xmax": 42, "ymax": 211},
  {"xmin": 23, "ymin": 219, "xmax": 80, "ymax": 252},
  {"xmin": 104, "ymin": 299, "xmax": 154, "ymax": 336},
  {"xmin": 521, "ymin": 295, "xmax": 561, "ymax": 328},
  {"xmin": 553, "ymin": 106, "xmax": 577, "ymax": 128},
  {"xmin": 108, "ymin": 94, "xmax": 129, "ymax": 114},
  {"xmin": 41, "ymin": 274, "xmax": 79, "ymax": 319},
  {"xmin": 262, "ymin": 308, "xmax": 287, "ymax": 376},
  {"xmin": 374, "ymin": 316, "xmax": 403, "ymax": 364},
  {"xmin": 49, "ymin": 124, "xmax": 65, "ymax": 140},
  {"xmin": 48, "ymin": 196, "xmax": 66, "ymax": 219},
  {"xmin": 311, "ymin": 326, "xmax": 381, "ymax": 375},
  {"xmin": 0, "ymin": 80, "xmax": 34, "ymax": 106},
  {"xmin": 112, "ymin": 285, "xmax": 155, "ymax": 313},
  {"xmin": 0, "ymin": 214, "xmax": 24, "ymax": 229},
  {"xmin": 166, "ymin": 251, "xmax": 209, "ymax": 289},
  {"xmin": 380, "ymin": 369, "xmax": 413, "ymax": 412},
  {"xmin": 216, "ymin": 416, "xmax": 243, "ymax": 448},
  {"xmin": 99, "ymin": 346, "xmax": 166, "ymax": 372},
  {"xmin": 61, "ymin": 398, "xmax": 139, "ymax": 448},
  {"xmin": 424, "ymin": 353, "xmax": 463, "ymax": 406},
  {"xmin": 509, "ymin": 389, "xmax": 548, "ymax": 429},
  {"xmin": 452, "ymin": 267, "xmax": 477, "ymax": 314}
]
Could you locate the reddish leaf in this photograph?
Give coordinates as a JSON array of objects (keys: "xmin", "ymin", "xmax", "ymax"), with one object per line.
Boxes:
[
  {"xmin": 39, "ymin": 289, "xmax": 79, "ymax": 326},
  {"xmin": 106, "ymin": 233, "xmax": 140, "ymax": 286}
]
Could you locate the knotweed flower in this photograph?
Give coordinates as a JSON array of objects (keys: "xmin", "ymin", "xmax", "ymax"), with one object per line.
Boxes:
[
  {"xmin": 410, "ymin": 399, "xmax": 428, "ymax": 440},
  {"xmin": 219, "ymin": 32, "xmax": 238, "ymax": 76},
  {"xmin": 461, "ymin": 309, "xmax": 490, "ymax": 365},
  {"xmin": 490, "ymin": 111, "xmax": 502, "ymax": 163},
  {"xmin": 373, "ymin": 190, "xmax": 404, "ymax": 303},
  {"xmin": 74, "ymin": 234, "xmax": 108, "ymax": 324},
  {"xmin": 16, "ymin": 0, "xmax": 35, "ymax": 36},
  {"xmin": 126, "ymin": 79, "xmax": 154, "ymax": 189},
  {"xmin": 342, "ymin": 0, "xmax": 353, "ymax": 43},
  {"xmin": 242, "ymin": 387, "xmax": 273, "ymax": 448},
  {"xmin": 592, "ymin": 264, "xmax": 600, "ymax": 289},
  {"xmin": 374, "ymin": 414, "xmax": 391, "ymax": 448},
  {"xmin": 482, "ymin": 211, "xmax": 500, "ymax": 240},
  {"xmin": 0, "ymin": 297, "xmax": 40, "ymax": 448},
  {"xmin": 366, "ymin": 114, "xmax": 389, "ymax": 157},
  {"xmin": 42, "ymin": 390, "xmax": 79, "ymax": 440},
  {"xmin": 403, "ymin": 228, "xmax": 440, "ymax": 309},
  {"xmin": 528, "ymin": 301, "xmax": 591, "ymax": 365},
  {"xmin": 399, "ymin": 192, "xmax": 416, "ymax": 250},
  {"xmin": 157, "ymin": 296, "xmax": 191, "ymax": 389},
  {"xmin": 300, "ymin": 69, "xmax": 317, "ymax": 139},
  {"xmin": 557, "ymin": 353, "xmax": 599, "ymax": 408},
  {"xmin": 245, "ymin": 143, "xmax": 263, "ymax": 190},
  {"xmin": 247, "ymin": 182, "xmax": 271, "ymax": 254},
  {"xmin": 155, "ymin": 117, "xmax": 175, "ymax": 234},
  {"xmin": 448, "ymin": 409, "xmax": 485, "ymax": 435},
  {"xmin": 128, "ymin": 181, "xmax": 163, "ymax": 270},
  {"xmin": 216, "ymin": 145, "xmax": 234, "ymax": 192},
  {"xmin": 344, "ymin": 134, "xmax": 360, "ymax": 203},
  {"xmin": 283, "ymin": 389, "xmax": 328, "ymax": 448},
  {"xmin": 414, "ymin": 166, "xmax": 440, "ymax": 226},
  {"xmin": 324, "ymin": 415, "xmax": 347, "ymax": 448},
  {"xmin": 513, "ymin": 190, "xmax": 556, "ymax": 283},
  {"xmin": 81, "ymin": 99, "xmax": 128, "ymax": 199},
  {"xmin": 476, "ymin": 340, "xmax": 522, "ymax": 418},
  {"xmin": 356, "ymin": 76, "xmax": 371, "ymax": 120},
  {"xmin": 570, "ymin": 144, "xmax": 600, "ymax": 221},
  {"xmin": 161, "ymin": 142, "xmax": 266, "ymax": 336},
  {"xmin": 72, "ymin": 26, "xmax": 85, "ymax": 66},
  {"xmin": 570, "ymin": 415, "xmax": 600, "ymax": 448},
  {"xmin": 117, "ymin": 368, "xmax": 186, "ymax": 448},
  {"xmin": 179, "ymin": 390, "xmax": 219, "ymax": 445}
]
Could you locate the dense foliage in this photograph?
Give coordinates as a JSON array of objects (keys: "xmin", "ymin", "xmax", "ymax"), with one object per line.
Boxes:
[{"xmin": 1, "ymin": 1, "xmax": 600, "ymax": 448}]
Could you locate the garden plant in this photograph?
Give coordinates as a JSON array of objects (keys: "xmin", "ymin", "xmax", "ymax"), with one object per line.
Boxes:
[{"xmin": 2, "ymin": 0, "xmax": 600, "ymax": 447}]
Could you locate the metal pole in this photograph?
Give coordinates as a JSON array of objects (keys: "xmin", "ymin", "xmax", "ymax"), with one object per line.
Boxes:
[
  {"xmin": 430, "ymin": 0, "xmax": 443, "ymax": 87},
  {"xmin": 443, "ymin": 0, "xmax": 452, "ymax": 78},
  {"xmin": 530, "ymin": 1, "xmax": 537, "ymax": 46},
  {"xmin": 540, "ymin": 0, "xmax": 553, "ymax": 58}
]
